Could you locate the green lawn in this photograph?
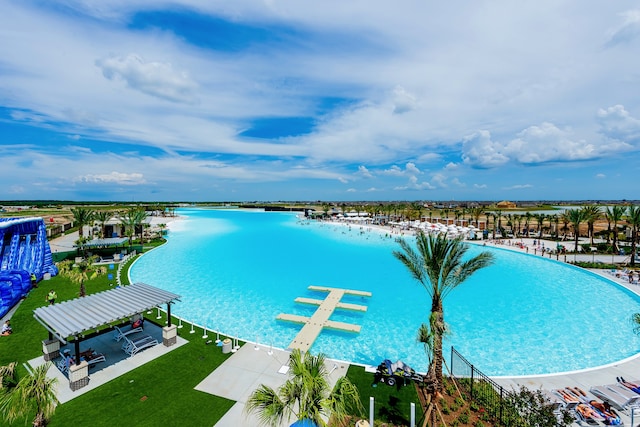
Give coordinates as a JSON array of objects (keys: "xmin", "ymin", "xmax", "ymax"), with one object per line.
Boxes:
[
  {"xmin": 49, "ymin": 337, "xmax": 235, "ymax": 427},
  {"xmin": 0, "ymin": 253, "xmax": 236, "ymax": 427},
  {"xmin": 346, "ymin": 365, "xmax": 420, "ymax": 426}
]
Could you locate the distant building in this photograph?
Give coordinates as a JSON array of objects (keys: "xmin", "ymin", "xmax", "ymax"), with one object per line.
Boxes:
[{"xmin": 496, "ymin": 200, "xmax": 517, "ymax": 209}]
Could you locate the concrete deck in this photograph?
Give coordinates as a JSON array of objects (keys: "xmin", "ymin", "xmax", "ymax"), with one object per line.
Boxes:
[
  {"xmin": 29, "ymin": 322, "xmax": 188, "ymax": 403},
  {"xmin": 277, "ymin": 286, "xmax": 371, "ymax": 352}
]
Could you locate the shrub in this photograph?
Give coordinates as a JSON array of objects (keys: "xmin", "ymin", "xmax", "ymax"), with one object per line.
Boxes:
[{"xmin": 458, "ymin": 412, "xmax": 470, "ymax": 424}]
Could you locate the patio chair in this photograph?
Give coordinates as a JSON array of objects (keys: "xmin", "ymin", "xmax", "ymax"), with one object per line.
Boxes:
[
  {"xmin": 122, "ymin": 334, "xmax": 158, "ymax": 356},
  {"xmin": 113, "ymin": 324, "xmax": 143, "ymax": 342}
]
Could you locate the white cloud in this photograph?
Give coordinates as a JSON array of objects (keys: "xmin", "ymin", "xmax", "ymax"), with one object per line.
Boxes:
[
  {"xmin": 595, "ymin": 173, "xmax": 606, "ymax": 178},
  {"xmin": 462, "ymin": 131, "xmax": 509, "ymax": 168},
  {"xmin": 605, "ymin": 9, "xmax": 640, "ymax": 47},
  {"xmin": 473, "ymin": 183, "xmax": 487, "ymax": 189},
  {"xmin": 346, "ymin": 188, "xmax": 357, "ymax": 192},
  {"xmin": 356, "ymin": 165, "xmax": 373, "ymax": 178},
  {"xmin": 74, "ymin": 171, "xmax": 147, "ymax": 185},
  {"xmin": 503, "ymin": 184, "xmax": 533, "ymax": 190},
  {"xmin": 505, "ymin": 122, "xmax": 596, "ymax": 164},
  {"xmin": 392, "ymin": 86, "xmax": 418, "ymax": 114},
  {"xmin": 597, "ymin": 104, "xmax": 640, "ymax": 143},
  {"xmin": 96, "ymin": 54, "xmax": 198, "ymax": 104}
]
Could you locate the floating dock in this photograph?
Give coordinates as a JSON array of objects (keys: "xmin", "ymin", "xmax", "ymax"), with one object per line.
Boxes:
[{"xmin": 276, "ymin": 286, "xmax": 371, "ymax": 352}]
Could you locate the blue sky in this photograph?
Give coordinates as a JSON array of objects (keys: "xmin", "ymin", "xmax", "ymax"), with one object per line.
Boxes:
[{"xmin": 1, "ymin": 1, "xmax": 639, "ymax": 202}]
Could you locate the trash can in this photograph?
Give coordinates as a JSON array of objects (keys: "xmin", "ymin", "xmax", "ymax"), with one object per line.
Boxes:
[{"xmin": 222, "ymin": 338, "xmax": 232, "ymax": 354}]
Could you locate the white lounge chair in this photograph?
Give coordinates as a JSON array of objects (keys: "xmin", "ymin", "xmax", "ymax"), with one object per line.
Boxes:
[
  {"xmin": 122, "ymin": 334, "xmax": 158, "ymax": 356},
  {"xmin": 113, "ymin": 324, "xmax": 143, "ymax": 342},
  {"xmin": 590, "ymin": 384, "xmax": 640, "ymax": 411}
]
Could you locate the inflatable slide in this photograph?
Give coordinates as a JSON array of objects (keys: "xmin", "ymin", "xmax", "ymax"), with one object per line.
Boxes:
[{"xmin": 0, "ymin": 217, "xmax": 58, "ymax": 318}]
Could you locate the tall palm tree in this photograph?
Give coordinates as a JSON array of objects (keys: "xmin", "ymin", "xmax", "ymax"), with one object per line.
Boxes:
[
  {"xmin": 533, "ymin": 213, "xmax": 546, "ymax": 239},
  {"xmin": 93, "ymin": 210, "xmax": 112, "ymax": 238},
  {"xmin": 245, "ymin": 349, "xmax": 362, "ymax": 427},
  {"xmin": 524, "ymin": 212, "xmax": 532, "ymax": 237},
  {"xmin": 393, "ymin": 232, "xmax": 494, "ymax": 395},
  {"xmin": 581, "ymin": 206, "xmax": 602, "ymax": 246},
  {"xmin": 57, "ymin": 255, "xmax": 102, "ymax": 297},
  {"xmin": 559, "ymin": 211, "xmax": 571, "ymax": 241},
  {"xmin": 605, "ymin": 206, "xmax": 626, "ymax": 254},
  {"xmin": 70, "ymin": 206, "xmax": 95, "ymax": 239},
  {"xmin": 494, "ymin": 209, "xmax": 503, "ymax": 236},
  {"xmin": 469, "ymin": 207, "xmax": 484, "ymax": 228},
  {"xmin": 567, "ymin": 209, "xmax": 586, "ymax": 253},
  {"xmin": 627, "ymin": 205, "xmax": 640, "ymax": 267},
  {"xmin": 0, "ymin": 363, "xmax": 58, "ymax": 427}
]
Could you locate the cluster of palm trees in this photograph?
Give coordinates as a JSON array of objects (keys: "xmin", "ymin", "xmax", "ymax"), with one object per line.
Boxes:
[
  {"xmin": 320, "ymin": 202, "xmax": 640, "ymax": 263},
  {"xmin": 70, "ymin": 206, "xmax": 159, "ymax": 247}
]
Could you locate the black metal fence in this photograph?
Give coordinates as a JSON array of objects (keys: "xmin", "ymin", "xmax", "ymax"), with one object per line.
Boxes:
[{"xmin": 450, "ymin": 347, "xmax": 511, "ymax": 425}]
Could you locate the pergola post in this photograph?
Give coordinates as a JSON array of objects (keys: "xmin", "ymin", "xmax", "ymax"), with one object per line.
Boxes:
[{"xmin": 167, "ymin": 302, "xmax": 172, "ymax": 327}]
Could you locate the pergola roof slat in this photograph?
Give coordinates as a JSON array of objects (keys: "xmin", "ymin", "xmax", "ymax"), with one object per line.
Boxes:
[{"xmin": 33, "ymin": 282, "xmax": 180, "ymax": 338}]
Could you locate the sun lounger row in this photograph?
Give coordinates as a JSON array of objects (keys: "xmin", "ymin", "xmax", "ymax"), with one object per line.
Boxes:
[
  {"xmin": 548, "ymin": 387, "xmax": 622, "ymax": 425},
  {"xmin": 122, "ymin": 334, "xmax": 158, "ymax": 356}
]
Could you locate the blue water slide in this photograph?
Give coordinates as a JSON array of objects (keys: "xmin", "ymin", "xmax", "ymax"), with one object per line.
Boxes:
[
  {"xmin": 18, "ymin": 235, "xmax": 33, "ymax": 272},
  {"xmin": 10, "ymin": 270, "xmax": 31, "ymax": 296},
  {"xmin": 0, "ymin": 278, "xmax": 17, "ymax": 318},
  {"xmin": 2, "ymin": 234, "xmax": 20, "ymax": 270},
  {"xmin": 0, "ymin": 272, "xmax": 23, "ymax": 318},
  {"xmin": 0, "ymin": 218, "xmax": 58, "ymax": 281}
]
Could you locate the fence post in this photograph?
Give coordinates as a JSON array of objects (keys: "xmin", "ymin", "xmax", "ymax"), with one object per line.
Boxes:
[
  {"xmin": 369, "ymin": 396, "xmax": 374, "ymax": 427},
  {"xmin": 499, "ymin": 386, "xmax": 503, "ymax": 425},
  {"xmin": 470, "ymin": 364, "xmax": 474, "ymax": 399}
]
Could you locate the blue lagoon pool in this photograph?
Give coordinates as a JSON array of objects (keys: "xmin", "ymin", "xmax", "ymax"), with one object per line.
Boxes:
[{"xmin": 130, "ymin": 208, "xmax": 640, "ymax": 376}]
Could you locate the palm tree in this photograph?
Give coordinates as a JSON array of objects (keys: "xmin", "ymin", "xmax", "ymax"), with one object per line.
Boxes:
[
  {"xmin": 70, "ymin": 206, "xmax": 95, "ymax": 239},
  {"xmin": 393, "ymin": 232, "xmax": 494, "ymax": 396},
  {"xmin": 494, "ymin": 209, "xmax": 503, "ymax": 236},
  {"xmin": 627, "ymin": 205, "xmax": 640, "ymax": 267},
  {"xmin": 581, "ymin": 206, "xmax": 602, "ymax": 246},
  {"xmin": 523, "ymin": 212, "xmax": 532, "ymax": 237},
  {"xmin": 245, "ymin": 349, "xmax": 362, "ymax": 427},
  {"xmin": 93, "ymin": 210, "xmax": 112, "ymax": 238},
  {"xmin": 57, "ymin": 255, "xmax": 102, "ymax": 297},
  {"xmin": 605, "ymin": 206, "xmax": 626, "ymax": 254},
  {"xmin": 559, "ymin": 211, "xmax": 571, "ymax": 241},
  {"xmin": 533, "ymin": 213, "xmax": 546, "ymax": 239},
  {"xmin": 567, "ymin": 208, "xmax": 586, "ymax": 254},
  {"xmin": 469, "ymin": 207, "xmax": 484, "ymax": 228},
  {"xmin": 121, "ymin": 208, "xmax": 147, "ymax": 245},
  {"xmin": 0, "ymin": 363, "xmax": 58, "ymax": 427}
]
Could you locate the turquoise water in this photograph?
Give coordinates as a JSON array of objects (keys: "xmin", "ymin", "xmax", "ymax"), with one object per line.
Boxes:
[{"xmin": 130, "ymin": 208, "xmax": 640, "ymax": 376}]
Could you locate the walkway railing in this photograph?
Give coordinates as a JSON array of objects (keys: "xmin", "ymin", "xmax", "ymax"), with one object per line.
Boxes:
[{"xmin": 450, "ymin": 347, "xmax": 516, "ymax": 426}]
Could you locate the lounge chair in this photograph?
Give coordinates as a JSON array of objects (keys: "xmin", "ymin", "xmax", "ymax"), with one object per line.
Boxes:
[
  {"xmin": 85, "ymin": 351, "xmax": 106, "ymax": 367},
  {"xmin": 122, "ymin": 334, "xmax": 158, "ymax": 356},
  {"xmin": 113, "ymin": 324, "xmax": 143, "ymax": 342},
  {"xmin": 590, "ymin": 384, "xmax": 640, "ymax": 411}
]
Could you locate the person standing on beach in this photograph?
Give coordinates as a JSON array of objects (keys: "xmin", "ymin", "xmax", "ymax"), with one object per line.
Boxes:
[{"xmin": 46, "ymin": 289, "xmax": 57, "ymax": 305}]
